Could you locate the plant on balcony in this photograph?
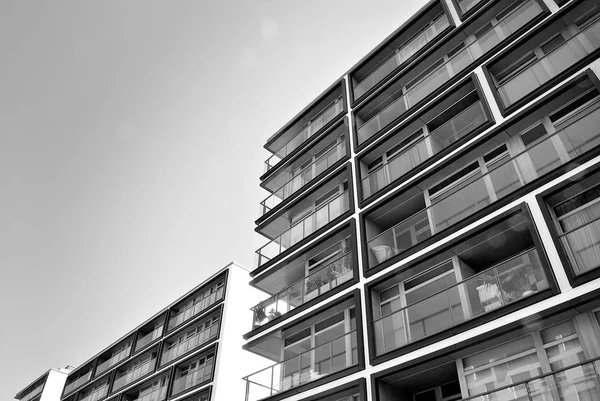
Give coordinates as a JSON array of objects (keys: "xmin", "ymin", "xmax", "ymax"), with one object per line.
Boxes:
[
  {"xmin": 331, "ymin": 239, "xmax": 352, "ymax": 280},
  {"xmin": 501, "ymin": 264, "xmax": 539, "ymax": 299},
  {"xmin": 267, "ymin": 308, "xmax": 282, "ymax": 321},
  {"xmin": 254, "ymin": 305, "xmax": 267, "ymax": 325},
  {"xmin": 305, "ymin": 275, "xmax": 327, "ymax": 295}
]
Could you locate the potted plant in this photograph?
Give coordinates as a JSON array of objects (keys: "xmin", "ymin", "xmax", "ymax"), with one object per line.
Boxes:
[
  {"xmin": 254, "ymin": 305, "xmax": 267, "ymax": 326},
  {"xmin": 501, "ymin": 264, "xmax": 538, "ymax": 298},
  {"xmin": 267, "ymin": 308, "xmax": 282, "ymax": 321},
  {"xmin": 476, "ymin": 272, "xmax": 503, "ymax": 312}
]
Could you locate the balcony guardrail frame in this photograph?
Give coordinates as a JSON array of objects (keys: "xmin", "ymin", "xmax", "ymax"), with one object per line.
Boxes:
[
  {"xmin": 372, "ymin": 248, "xmax": 549, "ymax": 356},
  {"xmin": 255, "ymin": 190, "xmax": 351, "ymax": 268},
  {"xmin": 364, "ymin": 103, "xmax": 600, "ymax": 271},
  {"xmin": 243, "ymin": 330, "xmax": 359, "ymax": 401},
  {"xmin": 260, "ymin": 138, "xmax": 347, "ymax": 217},
  {"xmin": 250, "ymin": 251, "xmax": 354, "ymax": 329},
  {"xmin": 462, "ymin": 356, "xmax": 600, "ymax": 401},
  {"xmin": 355, "ymin": 0, "xmax": 544, "ymax": 146}
]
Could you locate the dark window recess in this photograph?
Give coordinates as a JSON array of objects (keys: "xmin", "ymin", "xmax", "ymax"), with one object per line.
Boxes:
[
  {"xmin": 521, "ymin": 123, "xmax": 548, "ymax": 146},
  {"xmin": 575, "ymin": 6, "xmax": 600, "ymax": 29},
  {"xmin": 550, "ymin": 89, "xmax": 600, "ymax": 122},
  {"xmin": 496, "ymin": 52, "xmax": 537, "ymax": 84},
  {"xmin": 406, "ymin": 58, "xmax": 446, "ymax": 91},
  {"xmin": 404, "ymin": 260, "xmax": 453, "ymax": 291},
  {"xmin": 483, "ymin": 144, "xmax": 509, "ymax": 164},
  {"xmin": 496, "ymin": 0, "xmax": 524, "ymax": 20},
  {"xmin": 554, "ymin": 185, "xmax": 600, "ymax": 217},
  {"xmin": 429, "ymin": 161, "xmax": 480, "ymax": 196},
  {"xmin": 284, "ymin": 327, "xmax": 311, "ymax": 346},
  {"xmin": 540, "ymin": 34, "xmax": 566, "ymax": 55},
  {"xmin": 386, "ymin": 129, "xmax": 425, "ymax": 157},
  {"xmin": 316, "ymin": 311, "xmax": 345, "ymax": 332}
]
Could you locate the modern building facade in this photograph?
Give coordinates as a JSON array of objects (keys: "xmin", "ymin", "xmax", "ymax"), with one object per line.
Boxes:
[
  {"xmin": 15, "ymin": 366, "xmax": 74, "ymax": 401},
  {"xmin": 54, "ymin": 262, "xmax": 263, "ymax": 401},
  {"xmin": 245, "ymin": 0, "xmax": 600, "ymax": 401}
]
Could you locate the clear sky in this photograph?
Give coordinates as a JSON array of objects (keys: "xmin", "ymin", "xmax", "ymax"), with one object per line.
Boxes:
[{"xmin": 0, "ymin": 0, "xmax": 428, "ymax": 397}]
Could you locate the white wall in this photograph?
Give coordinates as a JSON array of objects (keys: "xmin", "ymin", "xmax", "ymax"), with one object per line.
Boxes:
[
  {"xmin": 213, "ymin": 262, "xmax": 272, "ymax": 401},
  {"xmin": 39, "ymin": 369, "xmax": 70, "ymax": 401}
]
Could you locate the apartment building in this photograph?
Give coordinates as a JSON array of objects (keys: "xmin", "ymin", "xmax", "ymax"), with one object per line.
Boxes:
[
  {"xmin": 55, "ymin": 262, "xmax": 262, "ymax": 401},
  {"xmin": 15, "ymin": 367, "xmax": 74, "ymax": 401},
  {"xmin": 244, "ymin": 0, "xmax": 600, "ymax": 400}
]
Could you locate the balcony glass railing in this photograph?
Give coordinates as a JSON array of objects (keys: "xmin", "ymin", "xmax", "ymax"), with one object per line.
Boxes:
[
  {"xmin": 560, "ymin": 215, "xmax": 600, "ymax": 276},
  {"xmin": 64, "ymin": 371, "xmax": 92, "ymax": 395},
  {"xmin": 366, "ymin": 104, "xmax": 600, "ymax": 269},
  {"xmin": 498, "ymin": 18, "xmax": 600, "ymax": 107},
  {"xmin": 353, "ymin": 14, "xmax": 450, "ymax": 100},
  {"xmin": 20, "ymin": 384, "xmax": 44, "ymax": 401},
  {"xmin": 161, "ymin": 325, "xmax": 219, "ymax": 365},
  {"xmin": 265, "ymin": 100, "xmax": 344, "ymax": 172},
  {"xmin": 356, "ymin": 0, "xmax": 542, "ymax": 145},
  {"xmin": 457, "ymin": 0, "xmax": 486, "ymax": 14},
  {"xmin": 79, "ymin": 386, "xmax": 108, "ymax": 401},
  {"xmin": 135, "ymin": 326, "xmax": 163, "ymax": 352},
  {"xmin": 168, "ymin": 287, "xmax": 224, "ymax": 330},
  {"xmin": 255, "ymin": 191, "xmax": 350, "ymax": 267},
  {"xmin": 251, "ymin": 252, "xmax": 353, "ymax": 329},
  {"xmin": 171, "ymin": 360, "xmax": 214, "ymax": 396},
  {"xmin": 260, "ymin": 140, "xmax": 347, "ymax": 216},
  {"xmin": 113, "ymin": 359, "xmax": 156, "ymax": 392},
  {"xmin": 132, "ymin": 387, "xmax": 167, "ymax": 401},
  {"xmin": 362, "ymin": 101, "xmax": 486, "ymax": 198},
  {"xmin": 374, "ymin": 249, "xmax": 548, "ymax": 355},
  {"xmin": 462, "ymin": 358, "xmax": 600, "ymax": 401},
  {"xmin": 95, "ymin": 345, "xmax": 132, "ymax": 376},
  {"xmin": 244, "ymin": 331, "xmax": 358, "ymax": 401}
]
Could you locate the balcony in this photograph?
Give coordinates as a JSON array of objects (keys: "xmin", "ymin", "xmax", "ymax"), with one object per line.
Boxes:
[
  {"xmin": 112, "ymin": 354, "xmax": 157, "ymax": 392},
  {"xmin": 161, "ymin": 314, "xmax": 220, "ymax": 365},
  {"xmin": 256, "ymin": 190, "xmax": 350, "ymax": 268},
  {"xmin": 244, "ymin": 331, "xmax": 358, "ymax": 401},
  {"xmin": 95, "ymin": 342, "xmax": 132, "ymax": 376},
  {"xmin": 129, "ymin": 387, "xmax": 166, "ymax": 401},
  {"xmin": 355, "ymin": 0, "xmax": 543, "ymax": 146},
  {"xmin": 260, "ymin": 137, "xmax": 347, "ymax": 217},
  {"xmin": 264, "ymin": 89, "xmax": 344, "ymax": 172},
  {"xmin": 462, "ymin": 359, "xmax": 600, "ymax": 401},
  {"xmin": 493, "ymin": 15, "xmax": 600, "ymax": 108},
  {"xmin": 79, "ymin": 384, "xmax": 108, "ymax": 401},
  {"xmin": 19, "ymin": 384, "xmax": 44, "ymax": 401},
  {"xmin": 171, "ymin": 351, "xmax": 215, "ymax": 396},
  {"xmin": 120, "ymin": 376, "xmax": 169, "ymax": 401},
  {"xmin": 251, "ymin": 251, "xmax": 353, "ymax": 329},
  {"xmin": 364, "ymin": 94, "xmax": 600, "ymax": 270},
  {"xmin": 456, "ymin": 0, "xmax": 487, "ymax": 15},
  {"xmin": 135, "ymin": 320, "xmax": 164, "ymax": 353},
  {"xmin": 352, "ymin": 12, "xmax": 450, "ymax": 100},
  {"xmin": 64, "ymin": 370, "xmax": 93, "ymax": 396},
  {"xmin": 167, "ymin": 276, "xmax": 225, "ymax": 331},
  {"xmin": 373, "ymin": 249, "xmax": 548, "ymax": 355},
  {"xmin": 361, "ymin": 94, "xmax": 488, "ymax": 199}
]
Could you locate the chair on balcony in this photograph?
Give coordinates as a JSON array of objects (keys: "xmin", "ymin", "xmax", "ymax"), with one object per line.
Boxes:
[{"xmin": 370, "ymin": 245, "xmax": 401, "ymax": 264}]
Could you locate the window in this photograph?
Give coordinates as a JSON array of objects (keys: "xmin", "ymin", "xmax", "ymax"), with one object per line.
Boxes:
[
  {"xmin": 540, "ymin": 34, "xmax": 566, "ymax": 55},
  {"xmin": 552, "ymin": 180, "xmax": 600, "ymax": 275},
  {"xmin": 462, "ymin": 335, "xmax": 542, "ymax": 396},
  {"xmin": 495, "ymin": 52, "xmax": 537, "ymax": 85},
  {"xmin": 575, "ymin": 6, "xmax": 600, "ymax": 30},
  {"xmin": 281, "ymin": 308, "xmax": 357, "ymax": 390},
  {"xmin": 459, "ymin": 318, "xmax": 593, "ymax": 397},
  {"xmin": 428, "ymin": 161, "xmax": 480, "ymax": 199},
  {"xmin": 541, "ymin": 320, "xmax": 585, "ymax": 370}
]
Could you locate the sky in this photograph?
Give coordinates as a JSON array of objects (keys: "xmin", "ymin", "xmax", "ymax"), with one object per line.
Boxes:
[{"xmin": 0, "ymin": 0, "xmax": 429, "ymax": 397}]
